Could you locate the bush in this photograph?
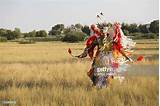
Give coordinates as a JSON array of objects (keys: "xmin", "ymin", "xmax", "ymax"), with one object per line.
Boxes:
[
  {"xmin": 26, "ymin": 37, "xmax": 61, "ymax": 42},
  {"xmin": 18, "ymin": 39, "xmax": 35, "ymax": 44},
  {"xmin": 130, "ymin": 33, "xmax": 144, "ymax": 39},
  {"xmin": 0, "ymin": 37, "xmax": 7, "ymax": 42},
  {"xmin": 62, "ymin": 31, "xmax": 86, "ymax": 43},
  {"xmin": 129, "ymin": 32, "xmax": 158, "ymax": 39},
  {"xmin": 144, "ymin": 33, "xmax": 158, "ymax": 39},
  {"xmin": 74, "ymin": 31, "xmax": 86, "ymax": 41},
  {"xmin": 62, "ymin": 33, "xmax": 79, "ymax": 43},
  {"xmin": 35, "ymin": 30, "xmax": 47, "ymax": 37}
]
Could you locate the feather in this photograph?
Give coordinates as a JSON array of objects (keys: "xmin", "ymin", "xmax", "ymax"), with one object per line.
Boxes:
[
  {"xmin": 68, "ymin": 48, "xmax": 72, "ymax": 54},
  {"xmin": 137, "ymin": 55, "xmax": 144, "ymax": 61},
  {"xmin": 100, "ymin": 12, "xmax": 104, "ymax": 16}
]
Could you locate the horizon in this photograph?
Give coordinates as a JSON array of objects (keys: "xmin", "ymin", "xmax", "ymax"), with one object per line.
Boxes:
[
  {"xmin": 0, "ymin": 0, "xmax": 159, "ymax": 32},
  {"xmin": 0, "ymin": 19, "xmax": 158, "ymax": 33}
]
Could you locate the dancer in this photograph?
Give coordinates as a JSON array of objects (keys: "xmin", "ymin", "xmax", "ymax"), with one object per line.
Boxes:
[{"xmin": 68, "ymin": 13, "xmax": 137, "ymax": 88}]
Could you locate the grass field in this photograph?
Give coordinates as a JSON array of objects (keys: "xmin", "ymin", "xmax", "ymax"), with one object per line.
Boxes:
[{"xmin": 0, "ymin": 39, "xmax": 159, "ymax": 106}]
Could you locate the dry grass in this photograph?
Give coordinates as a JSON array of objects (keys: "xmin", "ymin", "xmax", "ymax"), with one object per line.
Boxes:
[{"xmin": 0, "ymin": 40, "xmax": 158, "ymax": 106}]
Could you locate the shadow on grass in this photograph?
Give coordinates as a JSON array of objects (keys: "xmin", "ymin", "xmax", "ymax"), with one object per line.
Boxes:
[{"xmin": 0, "ymin": 78, "xmax": 92, "ymax": 91}]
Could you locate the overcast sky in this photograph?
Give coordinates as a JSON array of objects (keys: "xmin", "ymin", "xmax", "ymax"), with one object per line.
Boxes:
[{"xmin": 0, "ymin": 0, "xmax": 159, "ymax": 32}]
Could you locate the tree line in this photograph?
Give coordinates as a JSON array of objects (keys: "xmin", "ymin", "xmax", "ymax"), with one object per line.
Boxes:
[{"xmin": 0, "ymin": 20, "xmax": 158, "ymax": 43}]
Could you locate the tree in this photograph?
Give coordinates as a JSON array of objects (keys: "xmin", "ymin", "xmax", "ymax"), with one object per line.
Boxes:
[
  {"xmin": 149, "ymin": 20, "xmax": 159, "ymax": 34},
  {"xmin": 63, "ymin": 27, "xmax": 71, "ymax": 35},
  {"xmin": 5, "ymin": 30, "xmax": 15, "ymax": 40},
  {"xmin": 63, "ymin": 24, "xmax": 83, "ymax": 34},
  {"xmin": 0, "ymin": 28, "xmax": 7, "ymax": 37},
  {"xmin": 0, "ymin": 28, "xmax": 21, "ymax": 40},
  {"xmin": 75, "ymin": 23, "xmax": 83, "ymax": 29},
  {"xmin": 36, "ymin": 30, "xmax": 47, "ymax": 37},
  {"xmin": 13, "ymin": 27, "xmax": 21, "ymax": 38},
  {"xmin": 74, "ymin": 31, "xmax": 86, "ymax": 41},
  {"xmin": 128, "ymin": 23, "xmax": 138, "ymax": 33},
  {"xmin": 121, "ymin": 23, "xmax": 129, "ymax": 31},
  {"xmin": 138, "ymin": 24, "xmax": 149, "ymax": 33},
  {"xmin": 24, "ymin": 30, "xmax": 36, "ymax": 37},
  {"xmin": 49, "ymin": 24, "xmax": 64, "ymax": 35},
  {"xmin": 81, "ymin": 25, "xmax": 90, "ymax": 36},
  {"xmin": 122, "ymin": 23, "xmax": 139, "ymax": 33}
]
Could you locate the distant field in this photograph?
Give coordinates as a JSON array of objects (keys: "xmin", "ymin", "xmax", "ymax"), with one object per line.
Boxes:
[{"xmin": 0, "ymin": 39, "xmax": 158, "ymax": 106}]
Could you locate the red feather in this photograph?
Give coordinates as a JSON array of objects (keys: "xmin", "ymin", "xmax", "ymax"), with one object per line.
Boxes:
[
  {"xmin": 68, "ymin": 48, "xmax": 72, "ymax": 54},
  {"xmin": 137, "ymin": 56, "xmax": 144, "ymax": 61}
]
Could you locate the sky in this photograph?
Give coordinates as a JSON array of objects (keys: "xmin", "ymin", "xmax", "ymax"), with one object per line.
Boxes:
[{"xmin": 0, "ymin": 0, "xmax": 159, "ymax": 32}]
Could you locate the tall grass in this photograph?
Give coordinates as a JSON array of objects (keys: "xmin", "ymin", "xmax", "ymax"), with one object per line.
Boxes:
[{"xmin": 0, "ymin": 40, "xmax": 158, "ymax": 106}]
